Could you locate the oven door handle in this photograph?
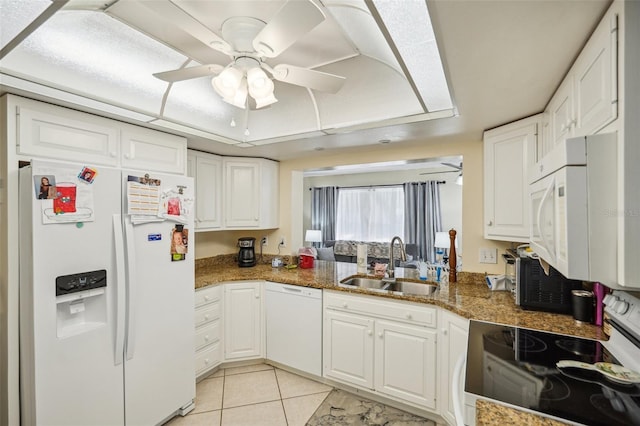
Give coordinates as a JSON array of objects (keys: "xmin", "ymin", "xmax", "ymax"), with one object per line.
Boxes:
[{"xmin": 452, "ymin": 353, "xmax": 467, "ymax": 426}]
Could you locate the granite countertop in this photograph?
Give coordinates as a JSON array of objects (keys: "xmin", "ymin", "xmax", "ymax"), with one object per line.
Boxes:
[{"xmin": 196, "ymin": 257, "xmax": 605, "ymax": 341}]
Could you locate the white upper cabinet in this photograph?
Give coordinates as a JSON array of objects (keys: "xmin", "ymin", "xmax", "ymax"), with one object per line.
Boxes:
[
  {"xmin": 11, "ymin": 94, "xmax": 187, "ymax": 174},
  {"xmin": 120, "ymin": 124, "xmax": 186, "ymax": 174},
  {"xmin": 187, "ymin": 150, "xmax": 223, "ymax": 231},
  {"xmin": 547, "ymin": 78, "xmax": 575, "ymax": 148},
  {"xmin": 223, "ymin": 158, "xmax": 279, "ymax": 230},
  {"xmin": 541, "ymin": 6, "xmax": 618, "ymax": 158},
  {"xmin": 573, "ymin": 12, "xmax": 618, "ymax": 137},
  {"xmin": 484, "ymin": 115, "xmax": 539, "ymax": 242},
  {"xmin": 14, "ymin": 95, "xmax": 119, "ymax": 166}
]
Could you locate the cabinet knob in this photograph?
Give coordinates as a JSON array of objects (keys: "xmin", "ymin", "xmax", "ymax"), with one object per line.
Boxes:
[
  {"xmin": 204, "ymin": 314, "xmax": 209, "ymax": 320},
  {"xmin": 378, "ymin": 332, "xmax": 383, "ymax": 338},
  {"xmin": 367, "ymin": 330, "xmax": 373, "ymax": 336},
  {"xmin": 405, "ymin": 313, "xmax": 412, "ymax": 320},
  {"xmin": 487, "ymin": 221, "xmax": 493, "ymax": 226},
  {"xmin": 204, "ymin": 358, "xmax": 210, "ymax": 365},
  {"xmin": 204, "ymin": 335, "xmax": 209, "ymax": 341},
  {"xmin": 204, "ymin": 295, "xmax": 210, "ymax": 301},
  {"xmin": 342, "ymin": 302, "xmax": 348, "ymax": 308},
  {"xmin": 442, "ymin": 329, "xmax": 448, "ymax": 336},
  {"xmin": 110, "ymin": 151, "xmax": 117, "ymax": 157},
  {"xmin": 255, "ymin": 294, "xmax": 260, "ymax": 299},
  {"xmin": 539, "ymin": 164, "xmax": 544, "ymax": 172},
  {"xmin": 124, "ymin": 153, "xmax": 131, "ymax": 159}
]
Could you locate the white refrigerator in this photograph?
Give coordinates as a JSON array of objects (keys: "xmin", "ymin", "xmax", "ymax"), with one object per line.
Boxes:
[{"xmin": 19, "ymin": 159, "xmax": 195, "ymax": 426}]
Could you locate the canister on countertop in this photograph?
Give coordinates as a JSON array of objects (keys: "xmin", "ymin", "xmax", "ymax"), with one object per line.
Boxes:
[{"xmin": 572, "ymin": 290, "xmax": 594, "ymax": 324}]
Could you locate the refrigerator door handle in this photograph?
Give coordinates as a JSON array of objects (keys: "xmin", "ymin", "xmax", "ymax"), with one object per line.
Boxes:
[
  {"xmin": 124, "ymin": 216, "xmax": 137, "ymax": 360},
  {"xmin": 113, "ymin": 215, "xmax": 126, "ymax": 365}
]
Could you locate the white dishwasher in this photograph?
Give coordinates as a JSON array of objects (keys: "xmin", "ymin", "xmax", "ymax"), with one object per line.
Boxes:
[{"xmin": 265, "ymin": 281, "xmax": 322, "ymax": 376}]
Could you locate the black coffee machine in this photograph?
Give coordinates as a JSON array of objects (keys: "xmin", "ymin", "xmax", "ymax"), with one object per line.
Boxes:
[{"xmin": 238, "ymin": 237, "xmax": 256, "ymax": 267}]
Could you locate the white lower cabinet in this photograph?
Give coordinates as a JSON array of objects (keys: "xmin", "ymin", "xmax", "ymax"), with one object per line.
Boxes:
[
  {"xmin": 439, "ymin": 310, "xmax": 470, "ymax": 426},
  {"xmin": 194, "ymin": 285, "xmax": 222, "ymax": 378},
  {"xmin": 323, "ymin": 291, "xmax": 438, "ymax": 411},
  {"xmin": 224, "ymin": 281, "xmax": 263, "ymax": 361}
]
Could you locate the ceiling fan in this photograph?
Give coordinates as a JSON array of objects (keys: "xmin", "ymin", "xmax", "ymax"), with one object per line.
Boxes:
[{"xmin": 149, "ymin": 0, "xmax": 347, "ymax": 109}]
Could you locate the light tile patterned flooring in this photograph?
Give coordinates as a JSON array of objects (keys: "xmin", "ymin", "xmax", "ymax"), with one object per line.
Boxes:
[{"xmin": 166, "ymin": 363, "xmax": 333, "ymax": 426}]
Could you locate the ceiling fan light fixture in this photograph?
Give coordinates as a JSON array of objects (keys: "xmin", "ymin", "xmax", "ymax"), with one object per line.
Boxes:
[
  {"xmin": 211, "ymin": 66, "xmax": 243, "ymax": 98},
  {"xmin": 253, "ymin": 92, "xmax": 278, "ymax": 109},
  {"xmin": 247, "ymin": 67, "xmax": 274, "ymax": 98},
  {"xmin": 222, "ymin": 78, "xmax": 248, "ymax": 109}
]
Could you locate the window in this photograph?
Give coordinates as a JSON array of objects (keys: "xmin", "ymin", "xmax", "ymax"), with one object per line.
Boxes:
[{"xmin": 335, "ymin": 186, "xmax": 404, "ymax": 242}]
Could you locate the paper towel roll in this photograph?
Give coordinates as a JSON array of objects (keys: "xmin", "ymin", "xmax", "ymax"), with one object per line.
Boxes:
[{"xmin": 357, "ymin": 244, "xmax": 367, "ymax": 273}]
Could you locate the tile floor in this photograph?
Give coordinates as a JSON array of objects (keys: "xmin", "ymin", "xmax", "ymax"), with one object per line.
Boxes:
[{"xmin": 166, "ymin": 363, "xmax": 333, "ymax": 426}]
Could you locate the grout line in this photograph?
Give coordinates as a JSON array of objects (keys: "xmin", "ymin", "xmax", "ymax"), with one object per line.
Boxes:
[
  {"xmin": 273, "ymin": 368, "xmax": 289, "ymax": 425},
  {"xmin": 219, "ymin": 373, "xmax": 225, "ymax": 426}
]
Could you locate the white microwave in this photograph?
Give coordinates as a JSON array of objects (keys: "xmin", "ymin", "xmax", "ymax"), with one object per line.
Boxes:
[{"xmin": 528, "ymin": 132, "xmax": 618, "ymax": 283}]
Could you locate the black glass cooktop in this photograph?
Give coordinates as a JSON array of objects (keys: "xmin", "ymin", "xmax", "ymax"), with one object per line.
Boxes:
[{"xmin": 466, "ymin": 321, "xmax": 640, "ymax": 426}]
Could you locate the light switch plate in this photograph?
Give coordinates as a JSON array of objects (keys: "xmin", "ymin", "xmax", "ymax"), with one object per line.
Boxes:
[{"xmin": 479, "ymin": 248, "xmax": 498, "ymax": 264}]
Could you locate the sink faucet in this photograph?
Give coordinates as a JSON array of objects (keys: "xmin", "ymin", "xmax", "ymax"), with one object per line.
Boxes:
[{"xmin": 387, "ymin": 236, "xmax": 407, "ymax": 279}]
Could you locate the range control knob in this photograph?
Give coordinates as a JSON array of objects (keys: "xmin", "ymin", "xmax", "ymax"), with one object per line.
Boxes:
[{"xmin": 614, "ymin": 300, "xmax": 630, "ymax": 315}]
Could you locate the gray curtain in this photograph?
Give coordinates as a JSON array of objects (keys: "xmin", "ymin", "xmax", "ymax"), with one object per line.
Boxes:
[
  {"xmin": 403, "ymin": 181, "xmax": 442, "ymax": 262},
  {"xmin": 311, "ymin": 186, "xmax": 338, "ymax": 245}
]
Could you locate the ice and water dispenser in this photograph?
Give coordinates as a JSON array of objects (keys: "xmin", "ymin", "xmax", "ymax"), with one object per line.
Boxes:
[{"xmin": 55, "ymin": 269, "xmax": 107, "ymax": 338}]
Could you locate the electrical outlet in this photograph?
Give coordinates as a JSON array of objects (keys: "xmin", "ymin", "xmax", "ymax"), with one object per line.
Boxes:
[
  {"xmin": 479, "ymin": 248, "xmax": 498, "ymax": 264},
  {"xmin": 279, "ymin": 236, "xmax": 286, "ymax": 247},
  {"xmin": 260, "ymin": 236, "xmax": 268, "ymax": 246}
]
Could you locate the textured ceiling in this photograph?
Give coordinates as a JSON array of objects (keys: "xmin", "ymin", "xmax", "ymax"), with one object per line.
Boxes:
[{"xmin": 0, "ymin": 0, "xmax": 611, "ymax": 160}]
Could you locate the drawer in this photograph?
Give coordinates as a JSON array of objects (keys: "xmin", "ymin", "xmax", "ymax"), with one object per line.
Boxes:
[
  {"xmin": 195, "ymin": 320, "xmax": 221, "ymax": 351},
  {"xmin": 324, "ymin": 290, "xmax": 436, "ymax": 328},
  {"xmin": 195, "ymin": 285, "xmax": 222, "ymax": 308},
  {"xmin": 195, "ymin": 301, "xmax": 221, "ymax": 328},
  {"xmin": 195, "ymin": 341, "xmax": 222, "ymax": 375}
]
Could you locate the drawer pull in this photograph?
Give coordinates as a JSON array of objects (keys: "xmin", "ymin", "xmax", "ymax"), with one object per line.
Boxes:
[
  {"xmin": 204, "ymin": 295, "xmax": 210, "ymax": 301},
  {"xmin": 204, "ymin": 314, "xmax": 210, "ymax": 320},
  {"xmin": 204, "ymin": 335, "xmax": 209, "ymax": 341},
  {"xmin": 342, "ymin": 302, "xmax": 348, "ymax": 308},
  {"xmin": 406, "ymin": 313, "xmax": 413, "ymax": 320},
  {"xmin": 204, "ymin": 358, "xmax": 210, "ymax": 365}
]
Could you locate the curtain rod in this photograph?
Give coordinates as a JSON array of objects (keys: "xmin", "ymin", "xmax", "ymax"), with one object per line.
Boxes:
[{"xmin": 309, "ymin": 181, "xmax": 445, "ymax": 190}]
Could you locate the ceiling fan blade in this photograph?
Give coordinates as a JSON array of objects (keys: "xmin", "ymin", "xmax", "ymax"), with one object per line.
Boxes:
[
  {"xmin": 107, "ymin": 0, "xmax": 232, "ymax": 55},
  {"xmin": 271, "ymin": 64, "xmax": 345, "ymax": 93},
  {"xmin": 252, "ymin": 0, "xmax": 325, "ymax": 58},
  {"xmin": 153, "ymin": 64, "xmax": 224, "ymax": 83}
]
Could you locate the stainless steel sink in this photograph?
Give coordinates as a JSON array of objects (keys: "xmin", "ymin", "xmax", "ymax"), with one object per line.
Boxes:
[
  {"xmin": 339, "ymin": 277, "xmax": 389, "ymax": 290},
  {"xmin": 339, "ymin": 277, "xmax": 438, "ymax": 296}
]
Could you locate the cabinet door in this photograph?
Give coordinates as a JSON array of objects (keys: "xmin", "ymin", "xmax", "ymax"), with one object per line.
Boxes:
[
  {"xmin": 547, "ymin": 78, "xmax": 575, "ymax": 148},
  {"xmin": 188, "ymin": 152, "xmax": 223, "ymax": 230},
  {"xmin": 323, "ymin": 310, "xmax": 374, "ymax": 389},
  {"xmin": 224, "ymin": 282, "xmax": 262, "ymax": 360},
  {"xmin": 484, "ymin": 118, "xmax": 537, "ymax": 242},
  {"xmin": 574, "ymin": 12, "xmax": 617, "ymax": 137},
  {"xmin": 224, "ymin": 160, "xmax": 260, "ymax": 228},
  {"xmin": 121, "ymin": 126, "xmax": 186, "ymax": 174},
  {"xmin": 17, "ymin": 101, "xmax": 119, "ymax": 166},
  {"xmin": 374, "ymin": 320, "xmax": 437, "ymax": 409},
  {"xmin": 439, "ymin": 311, "xmax": 469, "ymax": 425}
]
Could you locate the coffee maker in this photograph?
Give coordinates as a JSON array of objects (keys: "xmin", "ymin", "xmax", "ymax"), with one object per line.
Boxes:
[{"xmin": 238, "ymin": 237, "xmax": 256, "ymax": 267}]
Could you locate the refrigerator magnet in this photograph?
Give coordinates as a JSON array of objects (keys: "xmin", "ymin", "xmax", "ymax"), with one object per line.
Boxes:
[
  {"xmin": 78, "ymin": 167, "xmax": 97, "ymax": 184},
  {"xmin": 34, "ymin": 175, "xmax": 56, "ymax": 200},
  {"xmin": 170, "ymin": 225, "xmax": 188, "ymax": 261}
]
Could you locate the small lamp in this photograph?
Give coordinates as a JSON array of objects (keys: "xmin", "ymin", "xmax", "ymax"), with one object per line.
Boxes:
[
  {"xmin": 305, "ymin": 230, "xmax": 323, "ymax": 248},
  {"xmin": 434, "ymin": 231, "xmax": 457, "ymax": 264}
]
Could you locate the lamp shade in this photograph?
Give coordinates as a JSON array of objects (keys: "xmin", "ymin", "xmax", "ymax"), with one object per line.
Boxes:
[
  {"xmin": 305, "ymin": 229, "xmax": 322, "ymax": 243},
  {"xmin": 434, "ymin": 231, "xmax": 457, "ymax": 249},
  {"xmin": 211, "ymin": 66, "xmax": 243, "ymax": 99}
]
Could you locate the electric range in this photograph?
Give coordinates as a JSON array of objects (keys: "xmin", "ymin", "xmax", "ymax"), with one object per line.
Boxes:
[{"xmin": 465, "ymin": 290, "xmax": 640, "ymax": 426}]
